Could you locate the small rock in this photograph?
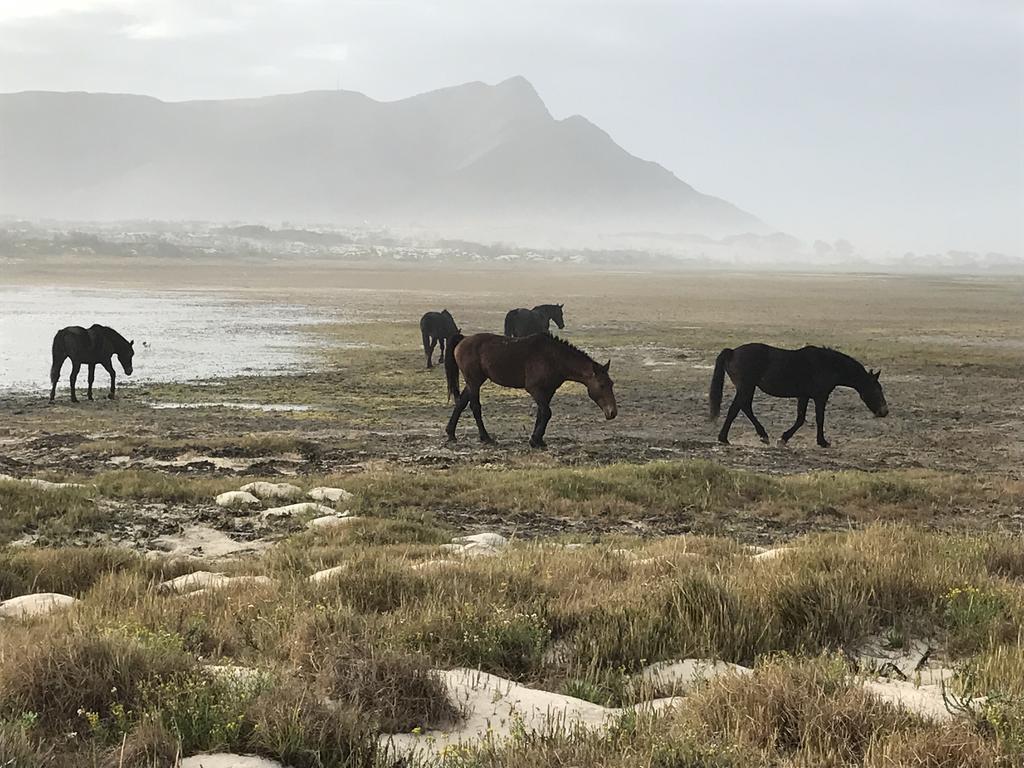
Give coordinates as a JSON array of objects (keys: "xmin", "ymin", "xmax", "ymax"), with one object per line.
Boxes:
[
  {"xmin": 611, "ymin": 548, "xmax": 639, "ymax": 560},
  {"xmin": 159, "ymin": 571, "xmax": 232, "ymax": 594},
  {"xmin": 636, "ymin": 659, "xmax": 752, "ymax": 692},
  {"xmin": 240, "ymin": 482, "xmax": 304, "ymax": 501},
  {"xmin": 180, "ymin": 576, "xmax": 275, "ymax": 598},
  {"xmin": 452, "ymin": 532, "xmax": 508, "ymax": 549},
  {"xmin": 179, "ymin": 755, "xmax": 288, "ymax": 768},
  {"xmin": 215, "ymin": 491, "xmax": 260, "ymax": 508},
  {"xmin": 752, "ymin": 548, "xmax": 790, "ymax": 561},
  {"xmin": 0, "ymin": 473, "xmax": 85, "ymax": 491},
  {"xmin": 261, "ymin": 502, "xmax": 336, "ymax": 519},
  {"xmin": 203, "ymin": 664, "xmax": 266, "ymax": 686},
  {"xmin": 410, "ymin": 559, "xmax": 461, "ymax": 571},
  {"xmin": 308, "ymin": 487, "xmax": 354, "ymax": 503},
  {"xmin": 306, "ymin": 515, "xmax": 360, "ymax": 529},
  {"xmin": 0, "ymin": 593, "xmax": 78, "ymax": 619},
  {"xmin": 152, "ymin": 525, "xmax": 268, "ymax": 559},
  {"xmin": 308, "ymin": 565, "xmax": 348, "ymax": 584}
]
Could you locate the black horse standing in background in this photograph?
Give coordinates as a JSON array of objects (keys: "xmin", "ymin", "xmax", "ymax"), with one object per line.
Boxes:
[
  {"xmin": 709, "ymin": 343, "xmax": 888, "ymax": 447},
  {"xmin": 420, "ymin": 309, "xmax": 459, "ymax": 368},
  {"xmin": 50, "ymin": 325, "xmax": 134, "ymax": 403},
  {"xmin": 504, "ymin": 304, "xmax": 565, "ymax": 337}
]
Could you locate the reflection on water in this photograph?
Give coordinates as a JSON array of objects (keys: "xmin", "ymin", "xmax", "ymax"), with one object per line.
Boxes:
[{"xmin": 0, "ymin": 287, "xmax": 338, "ymax": 393}]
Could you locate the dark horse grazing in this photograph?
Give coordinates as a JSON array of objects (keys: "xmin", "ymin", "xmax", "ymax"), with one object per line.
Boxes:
[
  {"xmin": 503, "ymin": 304, "xmax": 565, "ymax": 338},
  {"xmin": 709, "ymin": 343, "xmax": 888, "ymax": 447},
  {"xmin": 50, "ymin": 325, "xmax": 134, "ymax": 403},
  {"xmin": 445, "ymin": 332, "xmax": 616, "ymax": 448},
  {"xmin": 419, "ymin": 309, "xmax": 459, "ymax": 368}
]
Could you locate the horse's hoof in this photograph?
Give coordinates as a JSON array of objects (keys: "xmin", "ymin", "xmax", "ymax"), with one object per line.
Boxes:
[
  {"xmin": 759, "ymin": 435, "xmax": 770, "ymax": 445},
  {"xmin": 445, "ymin": 434, "xmax": 457, "ymax": 444},
  {"xmin": 717, "ymin": 436, "xmax": 730, "ymax": 446},
  {"xmin": 778, "ymin": 437, "xmax": 790, "ymax": 446},
  {"xmin": 818, "ymin": 440, "xmax": 831, "ymax": 449},
  {"xmin": 480, "ymin": 436, "xmax": 497, "ymax": 445}
]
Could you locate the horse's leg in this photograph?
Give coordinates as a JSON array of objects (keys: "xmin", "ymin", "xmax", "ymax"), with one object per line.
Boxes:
[
  {"xmin": 87, "ymin": 364, "xmax": 96, "ymax": 401},
  {"xmin": 49, "ymin": 357, "xmax": 64, "ymax": 403},
  {"xmin": 781, "ymin": 397, "xmax": 808, "ymax": 443},
  {"xmin": 468, "ymin": 387, "xmax": 495, "ymax": 444},
  {"xmin": 422, "ymin": 329, "xmax": 434, "ymax": 368},
  {"xmin": 102, "ymin": 361, "xmax": 117, "ymax": 399},
  {"xmin": 814, "ymin": 395, "xmax": 830, "ymax": 448},
  {"xmin": 717, "ymin": 389, "xmax": 747, "ymax": 445},
  {"xmin": 740, "ymin": 394, "xmax": 770, "ymax": 444},
  {"xmin": 527, "ymin": 388, "xmax": 554, "ymax": 448},
  {"xmin": 69, "ymin": 362, "xmax": 81, "ymax": 403},
  {"xmin": 445, "ymin": 389, "xmax": 472, "ymax": 441}
]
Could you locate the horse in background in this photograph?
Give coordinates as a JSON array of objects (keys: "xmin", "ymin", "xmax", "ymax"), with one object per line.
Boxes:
[
  {"xmin": 50, "ymin": 325, "xmax": 134, "ymax": 403},
  {"xmin": 709, "ymin": 343, "xmax": 888, "ymax": 447},
  {"xmin": 503, "ymin": 304, "xmax": 565, "ymax": 338},
  {"xmin": 445, "ymin": 332, "xmax": 616, "ymax": 448},
  {"xmin": 420, "ymin": 309, "xmax": 460, "ymax": 369}
]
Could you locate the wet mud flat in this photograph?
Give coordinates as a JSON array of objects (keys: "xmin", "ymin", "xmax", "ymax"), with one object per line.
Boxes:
[{"xmin": 1, "ymin": 259, "xmax": 1022, "ymax": 551}]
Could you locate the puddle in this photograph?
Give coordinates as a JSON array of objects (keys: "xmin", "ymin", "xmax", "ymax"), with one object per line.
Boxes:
[
  {"xmin": 147, "ymin": 401, "xmax": 314, "ymax": 412},
  {"xmin": 0, "ymin": 287, "xmax": 346, "ymax": 393}
]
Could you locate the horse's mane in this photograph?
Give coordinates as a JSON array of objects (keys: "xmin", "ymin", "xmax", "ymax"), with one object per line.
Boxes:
[
  {"xmin": 819, "ymin": 346, "xmax": 868, "ymax": 378},
  {"xmin": 99, "ymin": 325, "xmax": 132, "ymax": 351},
  {"xmin": 545, "ymin": 334, "xmax": 594, "ymax": 363}
]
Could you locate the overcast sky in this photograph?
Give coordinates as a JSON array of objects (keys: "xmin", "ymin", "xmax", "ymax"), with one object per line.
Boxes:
[{"xmin": 1, "ymin": 0, "xmax": 1021, "ymax": 255}]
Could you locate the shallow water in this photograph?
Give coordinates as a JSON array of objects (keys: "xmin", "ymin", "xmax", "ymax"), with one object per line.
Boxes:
[{"xmin": 0, "ymin": 286, "xmax": 337, "ymax": 393}]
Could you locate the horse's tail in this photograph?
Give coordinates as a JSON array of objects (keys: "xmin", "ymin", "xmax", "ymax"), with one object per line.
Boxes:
[
  {"xmin": 50, "ymin": 330, "xmax": 66, "ymax": 381},
  {"xmin": 709, "ymin": 348, "xmax": 733, "ymax": 419},
  {"xmin": 420, "ymin": 322, "xmax": 432, "ymax": 359},
  {"xmin": 445, "ymin": 332, "xmax": 465, "ymax": 401},
  {"xmin": 503, "ymin": 311, "xmax": 515, "ymax": 338}
]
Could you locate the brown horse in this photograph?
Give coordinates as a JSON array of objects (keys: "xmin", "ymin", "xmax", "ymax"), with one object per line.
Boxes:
[{"xmin": 444, "ymin": 332, "xmax": 617, "ymax": 448}]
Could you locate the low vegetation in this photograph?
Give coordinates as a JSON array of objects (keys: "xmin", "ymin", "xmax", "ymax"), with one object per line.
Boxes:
[{"xmin": 0, "ymin": 524, "xmax": 1021, "ymax": 765}]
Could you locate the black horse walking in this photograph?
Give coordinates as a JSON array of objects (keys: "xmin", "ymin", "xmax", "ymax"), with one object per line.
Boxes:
[
  {"xmin": 503, "ymin": 304, "xmax": 565, "ymax": 338},
  {"xmin": 419, "ymin": 309, "xmax": 459, "ymax": 368},
  {"xmin": 50, "ymin": 325, "xmax": 134, "ymax": 403},
  {"xmin": 709, "ymin": 343, "xmax": 888, "ymax": 447}
]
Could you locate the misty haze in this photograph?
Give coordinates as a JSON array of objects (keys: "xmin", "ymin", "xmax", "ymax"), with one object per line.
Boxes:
[{"xmin": 0, "ymin": 2, "xmax": 1022, "ymax": 767}]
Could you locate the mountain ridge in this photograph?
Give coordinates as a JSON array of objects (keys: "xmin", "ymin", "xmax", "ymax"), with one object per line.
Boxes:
[{"xmin": 0, "ymin": 77, "xmax": 767, "ymax": 240}]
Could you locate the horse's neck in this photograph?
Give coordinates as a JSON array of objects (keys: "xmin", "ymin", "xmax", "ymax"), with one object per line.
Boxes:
[
  {"xmin": 105, "ymin": 331, "xmax": 126, "ymax": 355},
  {"xmin": 835, "ymin": 357, "xmax": 867, "ymax": 390},
  {"xmin": 556, "ymin": 349, "xmax": 592, "ymax": 384}
]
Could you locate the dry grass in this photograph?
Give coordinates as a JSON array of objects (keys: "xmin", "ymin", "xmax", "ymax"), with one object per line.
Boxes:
[{"xmin": 0, "ymin": 524, "xmax": 1021, "ymax": 765}]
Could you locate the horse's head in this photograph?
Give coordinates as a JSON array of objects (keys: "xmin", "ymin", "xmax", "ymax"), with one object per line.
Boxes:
[
  {"xmin": 441, "ymin": 309, "xmax": 458, "ymax": 334},
  {"xmin": 860, "ymin": 368, "xmax": 888, "ymax": 417},
  {"xmin": 119, "ymin": 339, "xmax": 135, "ymax": 376},
  {"xmin": 550, "ymin": 304, "xmax": 565, "ymax": 330},
  {"xmin": 587, "ymin": 359, "xmax": 617, "ymax": 420}
]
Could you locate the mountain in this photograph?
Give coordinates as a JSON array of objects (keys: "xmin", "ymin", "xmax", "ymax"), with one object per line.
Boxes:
[{"xmin": 0, "ymin": 77, "xmax": 767, "ymax": 240}]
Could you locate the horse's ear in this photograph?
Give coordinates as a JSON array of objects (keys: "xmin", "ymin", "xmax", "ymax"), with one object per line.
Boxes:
[
  {"xmin": 597, "ymin": 360, "xmax": 610, "ymax": 374},
  {"xmin": 873, "ymin": 369, "xmax": 880, "ymax": 380},
  {"xmin": 130, "ymin": 339, "xmax": 135, "ymax": 347},
  {"xmin": 558, "ymin": 303, "xmax": 564, "ymax": 308}
]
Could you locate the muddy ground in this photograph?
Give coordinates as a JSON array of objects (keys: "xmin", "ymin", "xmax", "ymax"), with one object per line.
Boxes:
[{"xmin": 1, "ymin": 257, "xmax": 1022, "ymax": 548}]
